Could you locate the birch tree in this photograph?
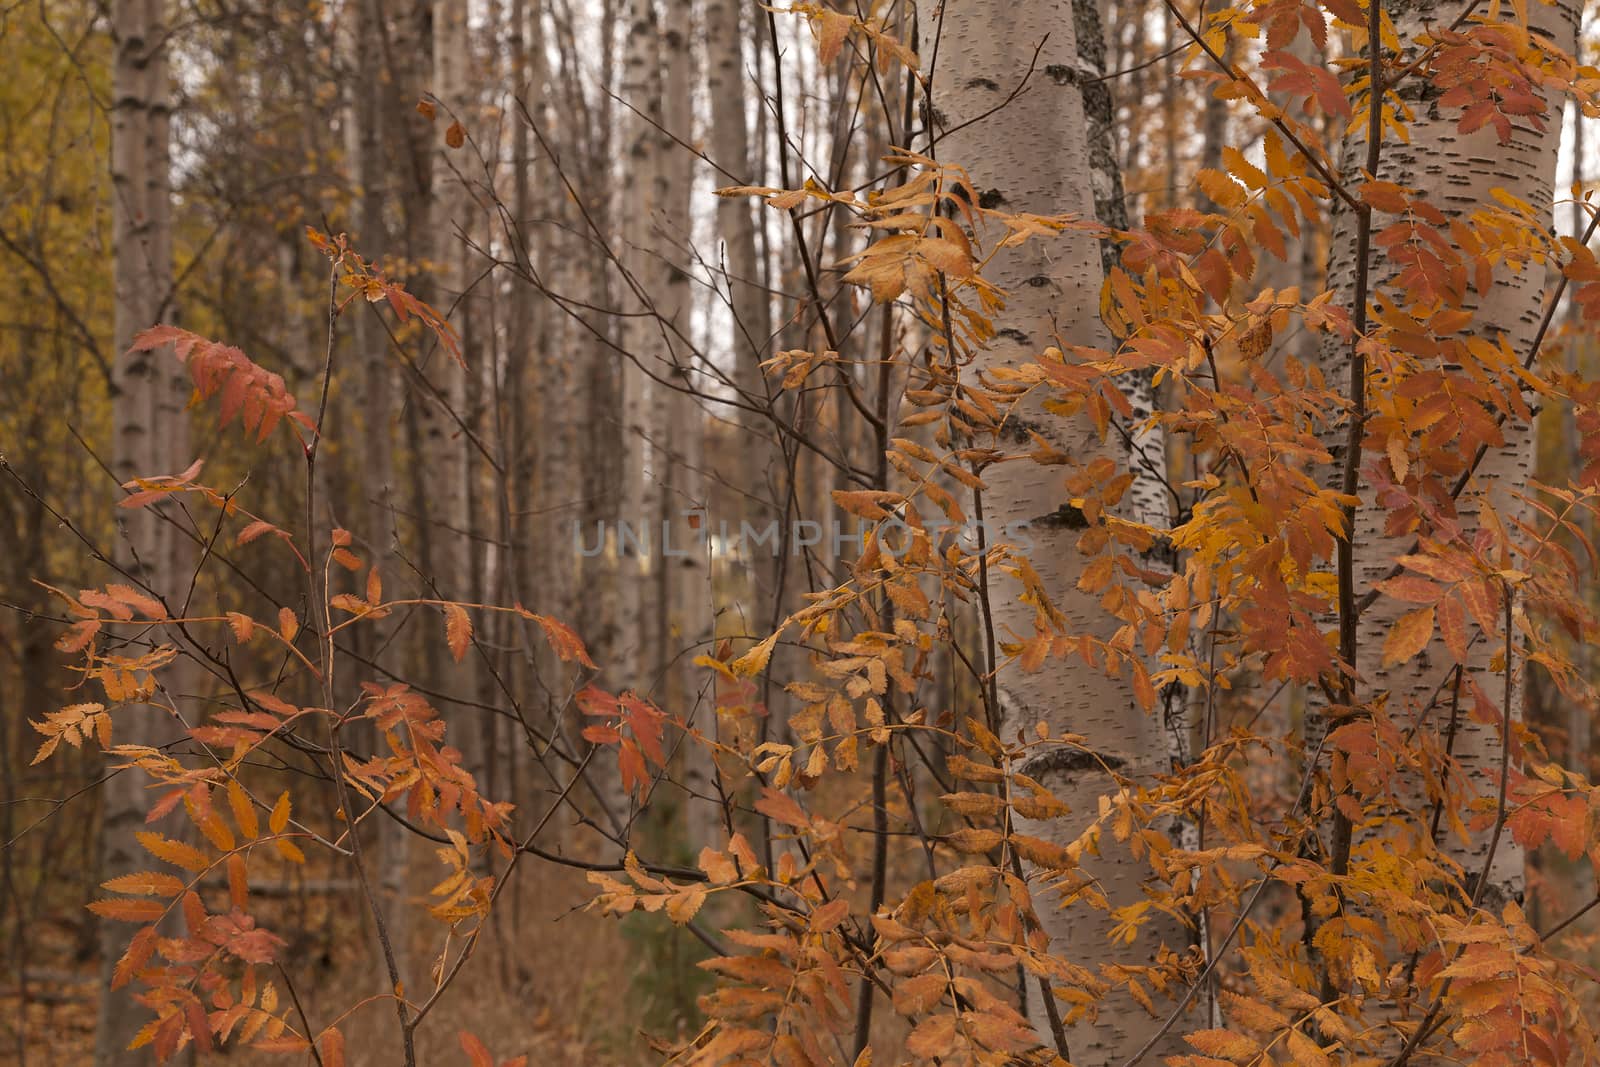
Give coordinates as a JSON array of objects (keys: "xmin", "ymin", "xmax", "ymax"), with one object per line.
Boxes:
[
  {"xmin": 1316, "ymin": 0, "xmax": 1579, "ymax": 914},
  {"xmin": 98, "ymin": 0, "xmax": 186, "ymax": 1057},
  {"xmin": 914, "ymin": 1, "xmax": 1189, "ymax": 1059}
]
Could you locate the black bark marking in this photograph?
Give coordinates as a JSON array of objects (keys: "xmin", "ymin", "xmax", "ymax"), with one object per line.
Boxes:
[
  {"xmin": 1019, "ymin": 747, "xmax": 1127, "ymax": 779},
  {"xmin": 1029, "ymin": 502, "xmax": 1090, "ymax": 529}
]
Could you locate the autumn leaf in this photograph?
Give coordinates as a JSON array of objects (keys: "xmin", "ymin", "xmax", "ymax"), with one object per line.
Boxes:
[
  {"xmin": 905, "ymin": 1014, "xmax": 957, "ymax": 1059},
  {"xmin": 228, "ymin": 779, "xmax": 259, "ymax": 840},
  {"xmin": 698, "ymin": 846, "xmax": 740, "ymax": 885},
  {"xmin": 444, "ymin": 603, "xmax": 472, "ymax": 663},
  {"xmin": 101, "ymin": 871, "xmax": 185, "ymax": 897},
  {"xmin": 893, "ymin": 973, "xmax": 946, "ymax": 1015},
  {"xmin": 731, "ymin": 630, "xmax": 779, "ymax": 678},
  {"xmin": 318, "ymin": 1027, "xmax": 346, "ymax": 1067},
  {"xmin": 536, "ymin": 614, "xmax": 596, "ymax": 668},
  {"xmin": 268, "ymin": 791, "xmax": 292, "ymax": 835},
  {"xmin": 1382, "ymin": 604, "xmax": 1435, "ymax": 667},
  {"xmin": 459, "ymin": 1032, "xmax": 494, "ymax": 1067},
  {"xmin": 88, "ymin": 898, "xmax": 168, "ymax": 923},
  {"xmin": 137, "ymin": 831, "xmax": 210, "ymax": 872},
  {"xmin": 237, "ymin": 519, "xmax": 278, "ymax": 546},
  {"xmin": 227, "ymin": 611, "xmax": 255, "ymax": 643}
]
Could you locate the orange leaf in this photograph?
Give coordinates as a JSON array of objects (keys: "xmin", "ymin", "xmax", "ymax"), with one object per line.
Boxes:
[
  {"xmin": 88, "ymin": 898, "xmax": 168, "ymax": 923},
  {"xmin": 228, "ymin": 780, "xmax": 259, "ymax": 840},
  {"xmin": 268, "ymin": 791, "xmax": 292, "ymax": 835},
  {"xmin": 237, "ymin": 520, "xmax": 278, "ymax": 546},
  {"xmin": 137, "ymin": 831, "xmax": 211, "ymax": 872},
  {"xmin": 444, "ymin": 603, "xmax": 472, "ymax": 663},
  {"xmin": 536, "ymin": 615, "xmax": 596, "ymax": 668},
  {"xmin": 459, "ymin": 1032, "xmax": 494, "ymax": 1067},
  {"xmin": 227, "ymin": 853, "xmax": 250, "ymax": 909},
  {"xmin": 319, "ymin": 1027, "xmax": 346, "ymax": 1067},
  {"xmin": 227, "ymin": 612, "xmax": 255, "ymax": 643},
  {"xmin": 1382, "ymin": 605, "xmax": 1435, "ymax": 667},
  {"xmin": 101, "ymin": 871, "xmax": 185, "ymax": 897}
]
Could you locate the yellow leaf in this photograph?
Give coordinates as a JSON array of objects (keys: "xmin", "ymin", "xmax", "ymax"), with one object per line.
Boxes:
[
  {"xmin": 1185, "ymin": 1027, "xmax": 1262, "ymax": 1061},
  {"xmin": 278, "ymin": 607, "xmax": 298, "ymax": 642},
  {"xmin": 1285, "ymin": 1029, "xmax": 1332, "ymax": 1067},
  {"xmin": 228, "ymin": 780, "xmax": 259, "ymax": 840},
  {"xmin": 940, "ymin": 792, "xmax": 1006, "ymax": 817},
  {"xmin": 1382, "ymin": 604, "xmax": 1435, "ymax": 667},
  {"xmin": 945, "ymin": 828, "xmax": 1004, "ymax": 853},
  {"xmin": 664, "ymin": 887, "xmax": 707, "ymax": 924},
  {"xmin": 731, "ymin": 630, "xmax": 779, "ymax": 678},
  {"xmin": 268, "ymin": 791, "xmax": 292, "ymax": 835},
  {"xmin": 1223, "ymin": 146, "xmax": 1269, "ymax": 191}
]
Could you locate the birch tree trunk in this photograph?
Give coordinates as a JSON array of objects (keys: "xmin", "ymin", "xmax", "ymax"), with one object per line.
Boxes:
[
  {"xmin": 427, "ymin": 0, "xmax": 487, "ymax": 784},
  {"xmin": 99, "ymin": 0, "xmax": 186, "ymax": 1057},
  {"xmin": 576, "ymin": 0, "xmax": 626, "ymax": 685},
  {"xmin": 620, "ymin": 0, "xmax": 663, "ymax": 688},
  {"xmin": 598, "ymin": 0, "xmax": 668, "ymax": 824},
  {"xmin": 1569, "ymin": 93, "xmax": 1592, "ymax": 775},
  {"xmin": 684, "ymin": 0, "xmax": 787, "ymax": 849},
  {"xmin": 1316, "ymin": 0, "xmax": 1578, "ymax": 915},
  {"xmin": 915, "ymin": 2, "xmax": 1188, "ymax": 1060},
  {"xmin": 647, "ymin": 3, "xmax": 718, "ymax": 850},
  {"xmin": 426, "ymin": 0, "xmax": 472, "ymax": 618}
]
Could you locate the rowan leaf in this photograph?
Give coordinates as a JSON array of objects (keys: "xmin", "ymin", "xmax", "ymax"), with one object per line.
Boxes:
[
  {"xmin": 101, "ymin": 872, "xmax": 185, "ymax": 897},
  {"xmin": 459, "ymin": 1032, "xmax": 495, "ymax": 1067},
  {"xmin": 319, "ymin": 1028, "xmax": 346, "ymax": 1067},
  {"xmin": 444, "ymin": 603, "xmax": 472, "ymax": 663},
  {"xmin": 1382, "ymin": 604, "xmax": 1435, "ymax": 667},
  {"xmin": 88, "ymin": 898, "xmax": 168, "ymax": 923},
  {"xmin": 698, "ymin": 847, "xmax": 740, "ymax": 885},
  {"xmin": 137, "ymin": 831, "xmax": 211, "ymax": 872},
  {"xmin": 268, "ymin": 791, "xmax": 292, "ymax": 835},
  {"xmin": 731, "ymin": 630, "xmax": 780, "ymax": 678},
  {"xmin": 227, "ymin": 780, "xmax": 259, "ymax": 840},
  {"xmin": 893, "ymin": 973, "xmax": 946, "ymax": 1015}
]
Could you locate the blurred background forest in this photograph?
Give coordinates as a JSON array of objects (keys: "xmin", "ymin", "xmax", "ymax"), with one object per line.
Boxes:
[{"xmin": 2, "ymin": 0, "xmax": 1599, "ymax": 1062}]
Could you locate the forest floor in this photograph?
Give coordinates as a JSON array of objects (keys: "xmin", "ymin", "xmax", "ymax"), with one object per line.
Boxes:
[{"xmin": 2, "ymin": 856, "xmax": 676, "ymax": 1066}]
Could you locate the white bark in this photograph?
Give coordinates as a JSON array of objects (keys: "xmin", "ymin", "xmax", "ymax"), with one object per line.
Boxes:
[
  {"xmin": 916, "ymin": 2, "xmax": 1189, "ymax": 1060},
  {"xmin": 99, "ymin": 0, "xmax": 187, "ymax": 1058},
  {"xmin": 426, "ymin": 0, "xmax": 474, "ymax": 622},
  {"xmin": 1316, "ymin": 0, "xmax": 1579, "ymax": 911}
]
